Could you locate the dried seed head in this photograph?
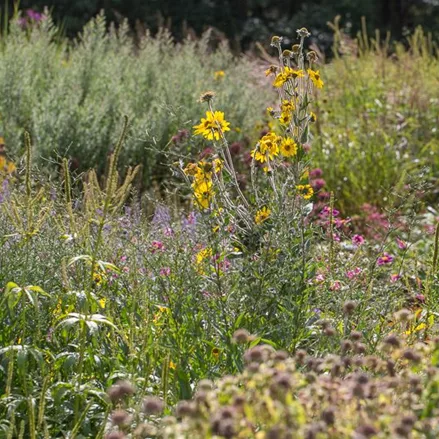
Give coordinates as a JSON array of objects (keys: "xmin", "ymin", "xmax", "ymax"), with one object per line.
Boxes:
[
  {"xmin": 198, "ymin": 379, "xmax": 213, "ymax": 392},
  {"xmin": 402, "ymin": 349, "xmax": 421, "ymax": 362},
  {"xmin": 244, "ymin": 346, "xmax": 265, "ymax": 363},
  {"xmin": 107, "ymin": 380, "xmax": 135, "ymax": 402},
  {"xmin": 384, "ymin": 334, "xmax": 401, "ymax": 348},
  {"xmin": 324, "ymin": 326, "xmax": 336, "ymax": 337},
  {"xmin": 343, "ymin": 300, "xmax": 357, "ymax": 315},
  {"xmin": 267, "ymin": 426, "xmax": 282, "ymax": 439},
  {"xmin": 273, "ymin": 372, "xmax": 292, "ymax": 390},
  {"xmin": 142, "ymin": 396, "xmax": 164, "ymax": 415},
  {"xmin": 176, "ymin": 401, "xmax": 196, "ymax": 418},
  {"xmin": 317, "ymin": 319, "xmax": 331, "ymax": 329},
  {"xmin": 282, "ymin": 49, "xmax": 293, "ymax": 58},
  {"xmin": 306, "ymin": 51, "xmax": 318, "ymax": 62},
  {"xmin": 218, "ymin": 406, "xmax": 235, "ymax": 420},
  {"xmin": 354, "ymin": 342, "xmax": 366, "ymax": 355},
  {"xmin": 394, "ymin": 424, "xmax": 411, "ymax": 437},
  {"xmin": 305, "ymin": 372, "xmax": 316, "ymax": 383},
  {"xmin": 199, "ymin": 91, "xmax": 215, "ymax": 103},
  {"xmin": 133, "ymin": 423, "xmax": 158, "ymax": 437},
  {"xmin": 111, "ymin": 409, "xmax": 131, "ymax": 426},
  {"xmin": 213, "ymin": 418, "xmax": 235, "ymax": 439},
  {"xmin": 295, "ymin": 349, "xmax": 307, "ymax": 364},
  {"xmin": 105, "ymin": 432, "xmax": 126, "ymax": 439},
  {"xmin": 355, "ymin": 424, "xmax": 378, "ymax": 438},
  {"xmin": 246, "ymin": 362, "xmax": 260, "ymax": 373},
  {"xmin": 273, "ymin": 350, "xmax": 289, "ymax": 361},
  {"xmin": 297, "ymin": 27, "xmax": 311, "ymax": 38},
  {"xmin": 394, "ymin": 308, "xmax": 413, "ymax": 322},
  {"xmin": 162, "ymin": 416, "xmax": 176, "ymax": 426},
  {"xmin": 386, "ymin": 359, "xmax": 396, "ymax": 377},
  {"xmin": 409, "ymin": 374, "xmax": 421, "ymax": 386},
  {"xmin": 232, "ymin": 329, "xmax": 251, "ymax": 344},
  {"xmin": 341, "ymin": 339, "xmax": 353, "ymax": 353},
  {"xmin": 321, "ymin": 408, "xmax": 335, "ymax": 425},
  {"xmin": 401, "ymin": 414, "xmax": 417, "ymax": 427},
  {"xmin": 291, "ymin": 44, "xmax": 300, "ymax": 54},
  {"xmin": 350, "ymin": 331, "xmax": 362, "ymax": 341},
  {"xmin": 271, "ymin": 36, "xmax": 283, "ymax": 47},
  {"xmin": 194, "ymin": 391, "xmax": 208, "ymax": 404},
  {"xmin": 355, "ymin": 373, "xmax": 369, "ymax": 385},
  {"xmin": 233, "ymin": 394, "xmax": 246, "ymax": 407}
]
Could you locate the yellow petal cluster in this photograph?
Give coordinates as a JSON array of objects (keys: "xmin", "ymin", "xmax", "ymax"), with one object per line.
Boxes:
[
  {"xmin": 255, "ymin": 206, "xmax": 271, "ymax": 225},
  {"xmin": 193, "ymin": 111, "xmax": 231, "ymax": 141},
  {"xmin": 251, "ymin": 132, "xmax": 281, "ymax": 163},
  {"xmin": 296, "ymin": 184, "xmax": 314, "ymax": 199},
  {"xmin": 273, "ymin": 67, "xmax": 304, "ymax": 88},
  {"xmin": 184, "ymin": 159, "xmax": 224, "ymax": 210},
  {"xmin": 307, "ymin": 69, "xmax": 324, "ymax": 89},
  {"xmin": 279, "ymin": 138, "xmax": 298, "ymax": 158}
]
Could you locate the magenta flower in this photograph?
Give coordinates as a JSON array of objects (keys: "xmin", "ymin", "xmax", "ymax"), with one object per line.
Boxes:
[
  {"xmin": 311, "ymin": 178, "xmax": 326, "ymax": 191},
  {"xmin": 314, "ymin": 274, "xmax": 325, "ymax": 283},
  {"xmin": 320, "ymin": 206, "xmax": 340, "ymax": 217},
  {"xmin": 346, "ymin": 267, "xmax": 362, "ymax": 279},
  {"xmin": 309, "ymin": 168, "xmax": 323, "ymax": 178},
  {"xmin": 151, "ymin": 241, "xmax": 165, "ymax": 253},
  {"xmin": 352, "ymin": 234, "xmax": 365, "ymax": 246},
  {"xmin": 396, "ymin": 237, "xmax": 407, "ymax": 250},
  {"xmin": 377, "ymin": 252, "xmax": 394, "ymax": 266},
  {"xmin": 160, "ymin": 267, "xmax": 171, "ymax": 276},
  {"xmin": 415, "ymin": 293, "xmax": 425, "ymax": 303},
  {"xmin": 330, "ymin": 280, "xmax": 341, "ymax": 291},
  {"xmin": 390, "ymin": 273, "xmax": 401, "ymax": 283}
]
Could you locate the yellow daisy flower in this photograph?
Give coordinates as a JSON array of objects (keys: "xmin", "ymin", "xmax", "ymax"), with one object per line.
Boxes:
[
  {"xmin": 192, "ymin": 179, "xmax": 214, "ymax": 209},
  {"xmin": 193, "ymin": 111, "xmax": 231, "ymax": 141},
  {"xmin": 255, "ymin": 206, "xmax": 271, "ymax": 225},
  {"xmin": 279, "ymin": 112, "xmax": 292, "ymax": 125},
  {"xmin": 307, "ymin": 69, "xmax": 324, "ymax": 89},
  {"xmin": 273, "ymin": 67, "xmax": 304, "ymax": 88},
  {"xmin": 296, "ymin": 184, "xmax": 314, "ymax": 199},
  {"xmin": 280, "ymin": 138, "xmax": 298, "ymax": 158}
]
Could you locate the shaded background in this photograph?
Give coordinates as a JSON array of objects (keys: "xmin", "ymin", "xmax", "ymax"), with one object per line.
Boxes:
[{"xmin": 5, "ymin": 0, "xmax": 439, "ymax": 51}]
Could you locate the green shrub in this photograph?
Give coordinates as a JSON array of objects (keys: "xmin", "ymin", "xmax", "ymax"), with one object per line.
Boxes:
[{"xmin": 0, "ymin": 12, "xmax": 270, "ymax": 187}]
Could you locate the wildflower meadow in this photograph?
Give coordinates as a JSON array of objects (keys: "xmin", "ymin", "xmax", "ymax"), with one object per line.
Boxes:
[{"xmin": 1, "ymin": 9, "xmax": 439, "ymax": 439}]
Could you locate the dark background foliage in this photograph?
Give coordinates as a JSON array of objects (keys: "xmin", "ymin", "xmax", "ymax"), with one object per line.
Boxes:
[{"xmin": 4, "ymin": 0, "xmax": 439, "ymax": 50}]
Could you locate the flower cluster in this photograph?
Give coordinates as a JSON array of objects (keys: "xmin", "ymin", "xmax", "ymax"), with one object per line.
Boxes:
[
  {"xmin": 157, "ymin": 334, "xmax": 439, "ymax": 439},
  {"xmin": 183, "ymin": 159, "xmax": 223, "ymax": 210}
]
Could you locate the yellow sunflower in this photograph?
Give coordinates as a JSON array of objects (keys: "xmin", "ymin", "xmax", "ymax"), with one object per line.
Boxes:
[
  {"xmin": 193, "ymin": 111, "xmax": 231, "ymax": 141},
  {"xmin": 280, "ymin": 138, "xmax": 298, "ymax": 158},
  {"xmin": 307, "ymin": 69, "xmax": 324, "ymax": 89}
]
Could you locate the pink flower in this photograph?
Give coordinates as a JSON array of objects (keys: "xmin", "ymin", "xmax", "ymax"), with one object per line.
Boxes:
[
  {"xmin": 396, "ymin": 237, "xmax": 407, "ymax": 250},
  {"xmin": 415, "ymin": 293, "xmax": 425, "ymax": 303},
  {"xmin": 164, "ymin": 227, "xmax": 174, "ymax": 237},
  {"xmin": 151, "ymin": 241, "xmax": 165, "ymax": 253},
  {"xmin": 314, "ymin": 274, "xmax": 325, "ymax": 283},
  {"xmin": 160, "ymin": 267, "xmax": 171, "ymax": 276},
  {"xmin": 330, "ymin": 280, "xmax": 342, "ymax": 291},
  {"xmin": 390, "ymin": 273, "xmax": 401, "ymax": 283},
  {"xmin": 346, "ymin": 267, "xmax": 362, "ymax": 279},
  {"xmin": 377, "ymin": 252, "xmax": 394, "ymax": 266},
  {"xmin": 320, "ymin": 206, "xmax": 340, "ymax": 217},
  {"xmin": 352, "ymin": 234, "xmax": 365, "ymax": 246},
  {"xmin": 311, "ymin": 178, "xmax": 326, "ymax": 191},
  {"xmin": 309, "ymin": 168, "xmax": 323, "ymax": 179}
]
